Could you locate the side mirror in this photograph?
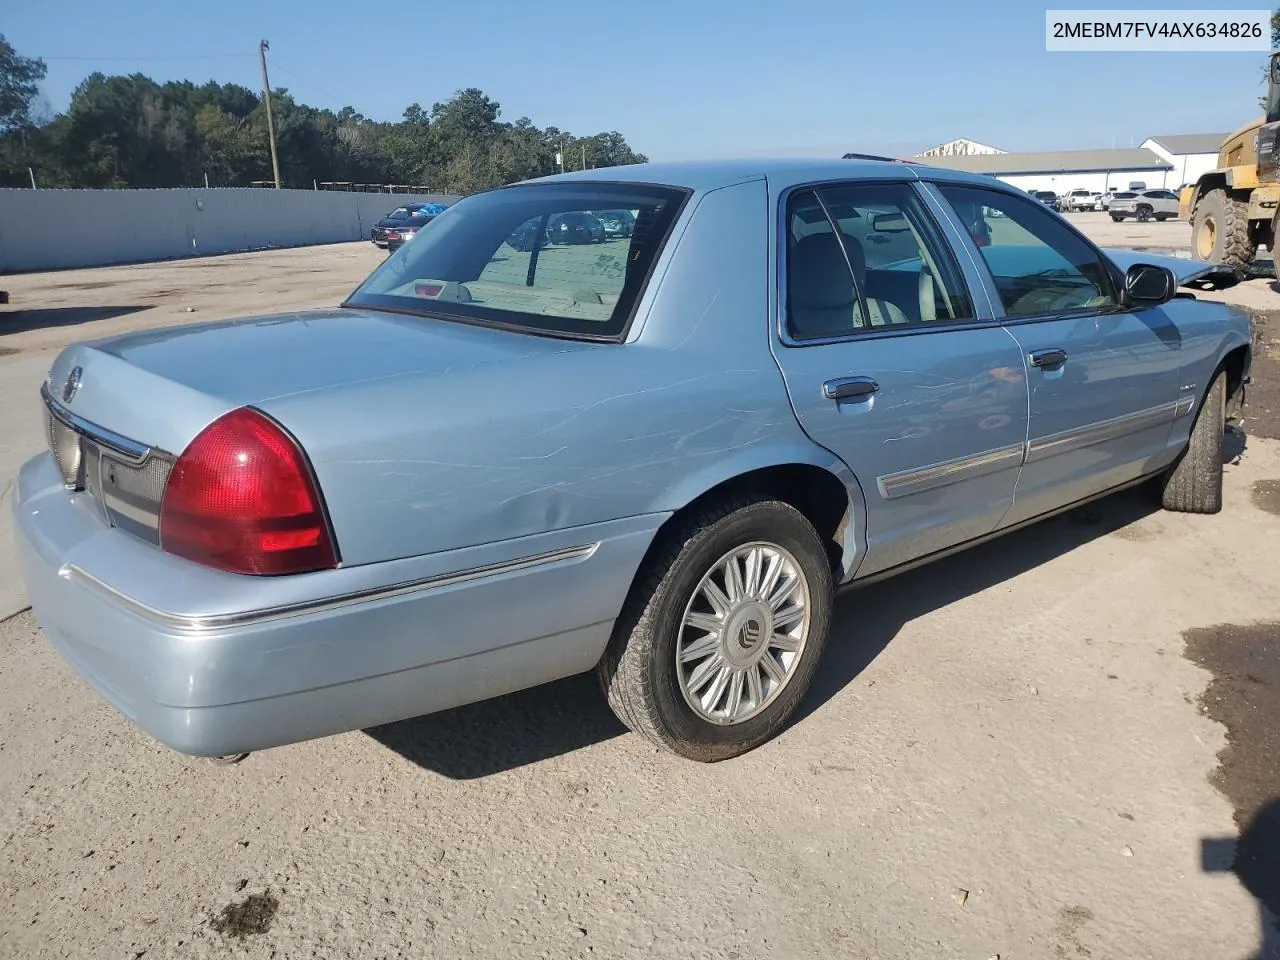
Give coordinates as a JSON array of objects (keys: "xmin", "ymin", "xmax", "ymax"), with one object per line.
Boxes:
[{"xmin": 1122, "ymin": 263, "xmax": 1176, "ymax": 306}]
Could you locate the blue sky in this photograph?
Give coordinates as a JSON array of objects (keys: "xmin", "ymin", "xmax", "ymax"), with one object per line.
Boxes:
[{"xmin": 3, "ymin": 0, "xmax": 1271, "ymax": 160}]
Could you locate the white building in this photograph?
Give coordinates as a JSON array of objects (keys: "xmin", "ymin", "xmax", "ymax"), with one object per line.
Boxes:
[
  {"xmin": 1140, "ymin": 133, "xmax": 1227, "ymax": 188},
  {"xmin": 911, "ymin": 147, "xmax": 1176, "ymax": 195},
  {"xmin": 917, "ymin": 138, "xmax": 1007, "ymax": 158}
]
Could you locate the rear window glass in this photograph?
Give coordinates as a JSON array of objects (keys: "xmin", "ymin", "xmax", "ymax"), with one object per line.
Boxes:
[
  {"xmin": 1113, "ymin": 192, "xmax": 1137, "ymax": 199},
  {"xmin": 348, "ymin": 183, "xmax": 688, "ymax": 339}
]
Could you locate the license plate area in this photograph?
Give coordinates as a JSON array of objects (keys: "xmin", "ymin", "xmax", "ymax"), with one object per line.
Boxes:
[{"xmin": 43, "ymin": 398, "xmax": 173, "ymax": 546}]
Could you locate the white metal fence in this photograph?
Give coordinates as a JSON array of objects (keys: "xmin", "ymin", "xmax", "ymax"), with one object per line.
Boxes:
[{"xmin": 0, "ymin": 188, "xmax": 460, "ymax": 273}]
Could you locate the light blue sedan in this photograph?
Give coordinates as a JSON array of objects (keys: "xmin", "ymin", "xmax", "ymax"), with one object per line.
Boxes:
[{"xmin": 14, "ymin": 159, "xmax": 1253, "ymax": 762}]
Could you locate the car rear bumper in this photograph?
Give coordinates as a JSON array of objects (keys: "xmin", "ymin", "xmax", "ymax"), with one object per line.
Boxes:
[{"xmin": 14, "ymin": 453, "xmax": 662, "ymax": 756}]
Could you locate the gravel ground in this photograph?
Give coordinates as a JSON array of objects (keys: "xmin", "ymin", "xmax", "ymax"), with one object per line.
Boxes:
[{"xmin": 2, "ymin": 224, "xmax": 1279, "ymax": 959}]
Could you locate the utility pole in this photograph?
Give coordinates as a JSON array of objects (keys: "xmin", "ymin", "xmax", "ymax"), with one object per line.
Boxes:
[
  {"xmin": 259, "ymin": 39, "xmax": 282, "ymax": 189},
  {"xmin": 581, "ymin": 143, "xmax": 586, "ymax": 170}
]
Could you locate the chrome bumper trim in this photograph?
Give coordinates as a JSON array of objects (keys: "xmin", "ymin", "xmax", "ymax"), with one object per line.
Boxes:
[{"xmin": 61, "ymin": 542, "xmax": 601, "ymax": 632}]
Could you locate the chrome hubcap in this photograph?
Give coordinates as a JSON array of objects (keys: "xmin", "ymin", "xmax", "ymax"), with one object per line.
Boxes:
[{"xmin": 676, "ymin": 541, "xmax": 810, "ymax": 725}]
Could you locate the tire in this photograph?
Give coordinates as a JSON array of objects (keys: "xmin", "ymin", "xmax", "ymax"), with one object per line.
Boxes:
[
  {"xmin": 1137, "ymin": 204, "xmax": 1153, "ymax": 222},
  {"xmin": 1191, "ymin": 188, "xmax": 1256, "ymax": 267},
  {"xmin": 597, "ymin": 496, "xmax": 834, "ymax": 762},
  {"xmin": 1111, "ymin": 215, "xmax": 1124, "ymax": 222},
  {"xmin": 1159, "ymin": 371, "xmax": 1226, "ymax": 514},
  {"xmin": 1155, "ymin": 214, "xmax": 1171, "ymax": 222}
]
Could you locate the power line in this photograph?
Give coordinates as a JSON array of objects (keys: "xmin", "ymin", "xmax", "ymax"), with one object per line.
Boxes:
[
  {"xmin": 269, "ymin": 59, "xmax": 349, "ymax": 108},
  {"xmin": 39, "ymin": 54, "xmax": 255, "ymax": 61}
]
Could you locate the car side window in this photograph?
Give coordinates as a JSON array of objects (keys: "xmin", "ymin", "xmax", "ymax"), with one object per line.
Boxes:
[
  {"xmin": 935, "ymin": 183, "xmax": 1119, "ymax": 318},
  {"xmin": 785, "ymin": 182, "xmax": 975, "ymax": 341}
]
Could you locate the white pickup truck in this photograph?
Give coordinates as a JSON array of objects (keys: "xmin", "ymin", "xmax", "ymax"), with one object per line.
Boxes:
[{"xmin": 1064, "ymin": 188, "xmax": 1100, "ymax": 211}]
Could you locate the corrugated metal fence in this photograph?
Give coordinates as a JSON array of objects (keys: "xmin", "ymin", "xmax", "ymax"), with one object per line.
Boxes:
[{"xmin": 0, "ymin": 188, "xmax": 461, "ymax": 273}]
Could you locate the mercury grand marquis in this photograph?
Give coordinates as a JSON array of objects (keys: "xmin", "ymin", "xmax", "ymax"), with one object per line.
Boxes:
[{"xmin": 14, "ymin": 158, "xmax": 1253, "ymax": 763}]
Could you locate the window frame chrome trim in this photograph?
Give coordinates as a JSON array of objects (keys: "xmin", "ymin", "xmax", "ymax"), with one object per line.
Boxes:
[{"xmin": 60, "ymin": 542, "xmax": 601, "ymax": 633}]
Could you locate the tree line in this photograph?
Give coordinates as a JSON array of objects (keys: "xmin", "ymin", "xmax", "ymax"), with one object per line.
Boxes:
[{"xmin": 0, "ymin": 35, "xmax": 647, "ymax": 193}]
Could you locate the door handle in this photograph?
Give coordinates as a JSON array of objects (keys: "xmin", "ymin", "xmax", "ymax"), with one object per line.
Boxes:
[
  {"xmin": 1029, "ymin": 348, "xmax": 1067, "ymax": 369},
  {"xmin": 823, "ymin": 377, "xmax": 879, "ymax": 401}
]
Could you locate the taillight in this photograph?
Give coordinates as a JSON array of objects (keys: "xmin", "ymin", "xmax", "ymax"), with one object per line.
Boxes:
[{"xmin": 159, "ymin": 407, "xmax": 337, "ymax": 576}]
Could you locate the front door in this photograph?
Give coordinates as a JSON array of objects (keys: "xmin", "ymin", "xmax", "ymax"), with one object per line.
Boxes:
[
  {"xmin": 769, "ymin": 179, "xmax": 1030, "ymax": 579},
  {"xmin": 928, "ymin": 181, "xmax": 1183, "ymax": 527}
]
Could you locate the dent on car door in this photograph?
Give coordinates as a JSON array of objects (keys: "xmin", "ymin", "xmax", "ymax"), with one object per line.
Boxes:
[
  {"xmin": 929, "ymin": 181, "xmax": 1186, "ymax": 526},
  {"xmin": 769, "ymin": 180, "xmax": 1030, "ymax": 579}
]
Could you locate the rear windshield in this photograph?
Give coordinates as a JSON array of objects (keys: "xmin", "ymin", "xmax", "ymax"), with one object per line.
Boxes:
[
  {"xmin": 347, "ymin": 182, "xmax": 688, "ymax": 339},
  {"xmin": 1113, "ymin": 192, "xmax": 1137, "ymax": 199}
]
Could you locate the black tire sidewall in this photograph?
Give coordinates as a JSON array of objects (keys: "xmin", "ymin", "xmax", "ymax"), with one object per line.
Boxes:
[{"xmin": 642, "ymin": 503, "xmax": 833, "ymax": 755}]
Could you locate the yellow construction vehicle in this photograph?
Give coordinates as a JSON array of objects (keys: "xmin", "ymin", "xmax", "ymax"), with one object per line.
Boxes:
[{"xmin": 1179, "ymin": 49, "xmax": 1280, "ymax": 267}]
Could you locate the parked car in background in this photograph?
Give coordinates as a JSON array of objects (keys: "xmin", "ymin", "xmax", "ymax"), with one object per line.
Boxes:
[
  {"xmin": 1109, "ymin": 189, "xmax": 1180, "ymax": 222},
  {"xmin": 384, "ymin": 223, "xmax": 420, "ymax": 253},
  {"xmin": 1065, "ymin": 189, "xmax": 1097, "ymax": 212},
  {"xmin": 595, "ymin": 209, "xmax": 636, "ymax": 238},
  {"xmin": 14, "ymin": 158, "xmax": 1251, "ymax": 766},
  {"xmin": 506, "ymin": 218, "xmax": 552, "ymax": 252},
  {"xmin": 548, "ymin": 211, "xmax": 606, "ymax": 244},
  {"xmin": 370, "ymin": 202, "xmax": 450, "ymax": 247},
  {"xmin": 1032, "ymin": 190, "xmax": 1060, "ymax": 211}
]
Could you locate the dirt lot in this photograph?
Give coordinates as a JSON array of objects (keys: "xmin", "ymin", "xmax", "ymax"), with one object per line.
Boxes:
[{"xmin": 1, "ymin": 223, "xmax": 1279, "ymax": 959}]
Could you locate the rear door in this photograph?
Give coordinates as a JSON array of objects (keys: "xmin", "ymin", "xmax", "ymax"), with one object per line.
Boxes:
[
  {"xmin": 769, "ymin": 178, "xmax": 1029, "ymax": 578},
  {"xmin": 928, "ymin": 180, "xmax": 1185, "ymax": 527}
]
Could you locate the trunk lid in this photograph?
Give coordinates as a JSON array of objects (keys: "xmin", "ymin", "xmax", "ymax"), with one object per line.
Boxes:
[{"xmin": 49, "ymin": 306, "xmax": 591, "ymax": 456}]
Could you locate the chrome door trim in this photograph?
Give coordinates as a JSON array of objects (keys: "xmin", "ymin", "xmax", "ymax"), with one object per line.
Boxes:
[
  {"xmin": 1025, "ymin": 401, "xmax": 1178, "ymax": 464},
  {"xmin": 876, "ymin": 443, "xmax": 1026, "ymax": 501},
  {"xmin": 61, "ymin": 542, "xmax": 601, "ymax": 632}
]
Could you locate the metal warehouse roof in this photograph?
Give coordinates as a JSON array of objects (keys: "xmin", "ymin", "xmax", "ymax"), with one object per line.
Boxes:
[
  {"xmin": 911, "ymin": 147, "xmax": 1173, "ymax": 175},
  {"xmin": 1144, "ymin": 133, "xmax": 1228, "ymax": 155}
]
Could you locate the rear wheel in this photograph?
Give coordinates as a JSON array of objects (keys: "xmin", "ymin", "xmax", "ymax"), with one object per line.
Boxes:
[
  {"xmin": 597, "ymin": 496, "xmax": 834, "ymax": 762},
  {"xmin": 1191, "ymin": 188, "xmax": 1255, "ymax": 267},
  {"xmin": 1155, "ymin": 213, "xmax": 1172, "ymax": 222},
  {"xmin": 1111, "ymin": 215, "xmax": 1124, "ymax": 222},
  {"xmin": 1159, "ymin": 371, "xmax": 1226, "ymax": 514}
]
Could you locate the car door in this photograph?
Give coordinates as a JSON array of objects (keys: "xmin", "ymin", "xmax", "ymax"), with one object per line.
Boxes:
[
  {"xmin": 928, "ymin": 180, "xmax": 1185, "ymax": 528},
  {"xmin": 769, "ymin": 178, "xmax": 1030, "ymax": 578}
]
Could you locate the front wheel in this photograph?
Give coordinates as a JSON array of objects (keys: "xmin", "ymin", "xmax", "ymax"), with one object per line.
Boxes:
[
  {"xmin": 1136, "ymin": 204, "xmax": 1153, "ymax": 222},
  {"xmin": 1158, "ymin": 371, "xmax": 1226, "ymax": 514},
  {"xmin": 597, "ymin": 497, "xmax": 834, "ymax": 762},
  {"xmin": 1111, "ymin": 215, "xmax": 1124, "ymax": 222}
]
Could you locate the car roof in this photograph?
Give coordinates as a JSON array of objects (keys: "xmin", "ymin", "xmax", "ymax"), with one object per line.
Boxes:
[{"xmin": 519, "ymin": 157, "xmax": 1007, "ymax": 193}]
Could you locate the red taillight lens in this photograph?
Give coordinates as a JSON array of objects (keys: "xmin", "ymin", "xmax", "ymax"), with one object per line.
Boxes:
[{"xmin": 159, "ymin": 407, "xmax": 337, "ymax": 576}]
